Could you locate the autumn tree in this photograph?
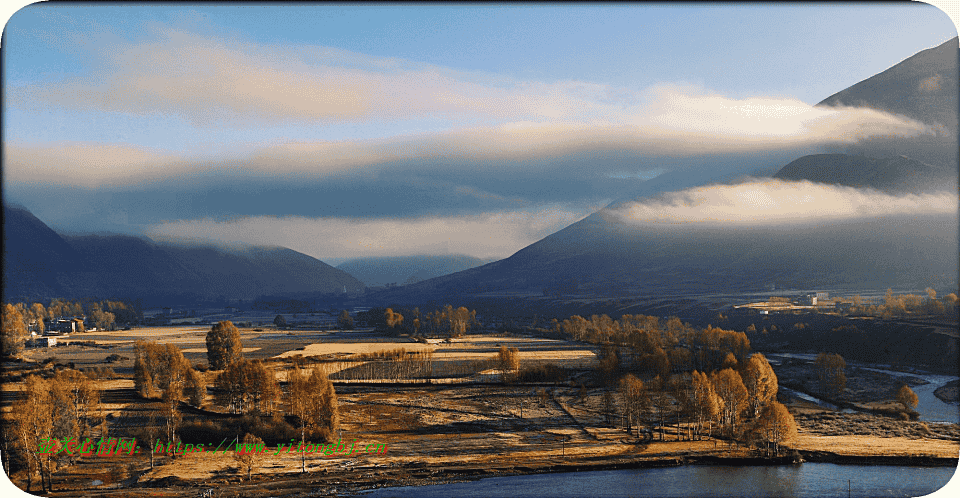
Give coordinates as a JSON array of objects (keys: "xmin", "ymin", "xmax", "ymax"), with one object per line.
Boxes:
[
  {"xmin": 385, "ymin": 308, "xmax": 404, "ymax": 331},
  {"xmin": 711, "ymin": 368, "xmax": 749, "ymax": 436},
  {"xmin": 751, "ymin": 401, "xmax": 797, "ymax": 456},
  {"xmin": 286, "ymin": 367, "xmax": 339, "ymax": 473},
  {"xmin": 618, "ymin": 374, "xmax": 649, "ymax": 437},
  {"xmin": 86, "ymin": 302, "xmax": 116, "ymax": 331},
  {"xmin": 337, "ymin": 310, "xmax": 354, "ymax": 330},
  {"xmin": 215, "ymin": 359, "xmax": 279, "ymax": 415},
  {"xmin": 10, "ymin": 375, "xmax": 55, "ymax": 492},
  {"xmin": 133, "ymin": 341, "xmax": 194, "ymax": 448},
  {"xmin": 29, "ymin": 303, "xmax": 46, "ymax": 334},
  {"xmin": 234, "ymin": 433, "xmax": 265, "ymax": 480},
  {"xmin": 689, "ymin": 370, "xmax": 721, "ymax": 439},
  {"xmin": 896, "ymin": 383, "xmax": 919, "ymax": 413},
  {"xmin": 814, "ymin": 352, "xmax": 846, "ymax": 398},
  {"xmin": 498, "ymin": 345, "xmax": 520, "ymax": 383},
  {"xmin": 741, "ymin": 353, "xmax": 778, "ymax": 418},
  {"xmin": 206, "ymin": 321, "xmax": 243, "ymax": 370},
  {"xmin": 2, "ymin": 303, "xmax": 29, "ymax": 357},
  {"xmin": 51, "ymin": 369, "xmax": 100, "ymax": 443},
  {"xmin": 185, "ymin": 368, "xmax": 206, "ymax": 408}
]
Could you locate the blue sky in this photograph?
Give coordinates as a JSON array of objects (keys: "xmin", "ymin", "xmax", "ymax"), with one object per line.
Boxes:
[{"xmin": 2, "ymin": 2, "xmax": 957, "ymax": 264}]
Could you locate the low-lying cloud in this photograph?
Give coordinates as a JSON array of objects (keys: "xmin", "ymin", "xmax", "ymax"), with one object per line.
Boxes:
[
  {"xmin": 608, "ymin": 179, "xmax": 958, "ymax": 226},
  {"xmin": 144, "ymin": 206, "xmax": 585, "ymax": 263}
]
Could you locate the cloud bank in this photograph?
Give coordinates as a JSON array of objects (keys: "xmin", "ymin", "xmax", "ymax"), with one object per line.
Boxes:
[
  {"xmin": 144, "ymin": 206, "xmax": 585, "ymax": 263},
  {"xmin": 608, "ymin": 179, "xmax": 957, "ymax": 226}
]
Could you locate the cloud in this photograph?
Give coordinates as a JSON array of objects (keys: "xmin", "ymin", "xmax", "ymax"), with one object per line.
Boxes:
[
  {"xmin": 11, "ymin": 25, "xmax": 943, "ymax": 140},
  {"xmin": 144, "ymin": 207, "xmax": 586, "ymax": 262},
  {"xmin": 7, "ymin": 91, "xmax": 936, "ymax": 191},
  {"xmin": 608, "ymin": 179, "xmax": 957, "ymax": 226},
  {"xmin": 3, "ymin": 141, "xmax": 189, "ymax": 189}
]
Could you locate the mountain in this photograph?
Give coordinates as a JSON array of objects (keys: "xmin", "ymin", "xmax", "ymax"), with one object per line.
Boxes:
[
  {"xmin": 817, "ymin": 36, "xmax": 958, "ymax": 170},
  {"xmin": 2, "ymin": 205, "xmax": 364, "ymax": 304},
  {"xmin": 772, "ymin": 154, "xmax": 950, "ymax": 194},
  {"xmin": 369, "ymin": 39, "xmax": 960, "ymax": 304},
  {"xmin": 818, "ymin": 36, "xmax": 958, "ymax": 135},
  {"xmin": 336, "ymin": 255, "xmax": 492, "ymax": 287}
]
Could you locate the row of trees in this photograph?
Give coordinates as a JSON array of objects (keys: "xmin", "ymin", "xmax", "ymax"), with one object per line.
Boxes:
[
  {"xmin": 837, "ymin": 288, "xmax": 959, "ymax": 319},
  {"xmin": 557, "ymin": 313, "xmax": 751, "ymax": 375},
  {"xmin": 2, "ymin": 299, "xmax": 148, "ymax": 357},
  {"xmin": 362, "ymin": 305, "xmax": 480, "ymax": 338}
]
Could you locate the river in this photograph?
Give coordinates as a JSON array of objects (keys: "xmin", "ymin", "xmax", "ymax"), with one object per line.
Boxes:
[
  {"xmin": 767, "ymin": 353, "xmax": 959, "ymax": 423},
  {"xmin": 363, "ymin": 463, "xmax": 958, "ymax": 497}
]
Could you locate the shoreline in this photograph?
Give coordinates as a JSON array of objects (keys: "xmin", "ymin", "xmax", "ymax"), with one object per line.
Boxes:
[{"xmin": 42, "ymin": 446, "xmax": 958, "ymax": 497}]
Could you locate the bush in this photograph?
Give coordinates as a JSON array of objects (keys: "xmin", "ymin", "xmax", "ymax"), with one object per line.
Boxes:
[{"xmin": 83, "ymin": 366, "xmax": 116, "ymax": 379}]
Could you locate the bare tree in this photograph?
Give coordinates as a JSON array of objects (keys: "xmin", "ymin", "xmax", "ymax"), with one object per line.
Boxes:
[
  {"xmin": 286, "ymin": 367, "xmax": 339, "ymax": 473},
  {"xmin": 814, "ymin": 353, "xmax": 846, "ymax": 398},
  {"xmin": 618, "ymin": 374, "xmax": 649, "ymax": 437},
  {"xmin": 233, "ymin": 433, "xmax": 265, "ymax": 480}
]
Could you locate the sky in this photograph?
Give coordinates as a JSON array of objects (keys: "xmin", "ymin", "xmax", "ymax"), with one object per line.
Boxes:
[{"xmin": 2, "ymin": 2, "xmax": 958, "ymax": 265}]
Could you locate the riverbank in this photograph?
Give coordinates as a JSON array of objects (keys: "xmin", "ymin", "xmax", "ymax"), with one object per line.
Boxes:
[
  {"xmin": 41, "ymin": 433, "xmax": 958, "ymax": 498},
  {"xmin": 935, "ymin": 379, "xmax": 959, "ymax": 403}
]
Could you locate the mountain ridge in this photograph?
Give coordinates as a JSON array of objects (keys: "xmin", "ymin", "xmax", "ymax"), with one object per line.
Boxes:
[{"xmin": 2, "ymin": 205, "xmax": 365, "ymax": 304}]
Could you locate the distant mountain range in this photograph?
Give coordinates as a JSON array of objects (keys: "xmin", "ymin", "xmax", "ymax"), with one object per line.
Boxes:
[
  {"xmin": 369, "ymin": 37, "xmax": 960, "ymax": 304},
  {"xmin": 2, "ymin": 205, "xmax": 364, "ymax": 304},
  {"xmin": 336, "ymin": 255, "xmax": 494, "ymax": 287}
]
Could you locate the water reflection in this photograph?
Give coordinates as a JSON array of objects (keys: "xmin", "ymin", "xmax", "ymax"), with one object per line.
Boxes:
[{"xmin": 363, "ymin": 464, "xmax": 956, "ymax": 497}]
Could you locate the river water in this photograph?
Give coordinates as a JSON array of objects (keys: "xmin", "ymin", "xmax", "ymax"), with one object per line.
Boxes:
[{"xmin": 363, "ymin": 463, "xmax": 958, "ymax": 497}]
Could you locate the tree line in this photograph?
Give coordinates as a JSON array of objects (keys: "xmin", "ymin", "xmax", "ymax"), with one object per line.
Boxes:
[
  {"xmin": 359, "ymin": 305, "xmax": 480, "ymax": 338},
  {"xmin": 2, "ymin": 299, "xmax": 145, "ymax": 356}
]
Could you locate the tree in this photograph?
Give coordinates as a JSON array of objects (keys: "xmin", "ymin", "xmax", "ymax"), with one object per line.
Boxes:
[
  {"xmin": 896, "ymin": 383, "xmax": 919, "ymax": 413},
  {"xmin": 51, "ymin": 369, "xmax": 100, "ymax": 443},
  {"xmin": 134, "ymin": 354, "xmax": 156, "ymax": 398},
  {"xmin": 30, "ymin": 303, "xmax": 46, "ymax": 335},
  {"xmin": 206, "ymin": 321, "xmax": 243, "ymax": 370},
  {"xmin": 814, "ymin": 353, "xmax": 846, "ymax": 398},
  {"xmin": 711, "ymin": 368, "xmax": 749, "ymax": 435},
  {"xmin": 10, "ymin": 375, "xmax": 55, "ymax": 492},
  {"xmin": 185, "ymin": 368, "xmax": 206, "ymax": 408},
  {"xmin": 649, "ymin": 376, "xmax": 671, "ymax": 441},
  {"xmin": 751, "ymin": 401, "xmax": 797, "ymax": 455},
  {"xmin": 385, "ymin": 308, "xmax": 404, "ymax": 330},
  {"xmin": 233, "ymin": 433, "xmax": 265, "ymax": 480},
  {"xmin": 690, "ymin": 370, "xmax": 721, "ymax": 439},
  {"xmin": 273, "ymin": 314, "xmax": 287, "ymax": 329},
  {"xmin": 337, "ymin": 310, "xmax": 354, "ymax": 330},
  {"xmin": 2, "ymin": 303, "xmax": 29, "ymax": 357},
  {"xmin": 618, "ymin": 374, "xmax": 649, "ymax": 438},
  {"xmin": 286, "ymin": 367, "xmax": 339, "ymax": 473},
  {"xmin": 498, "ymin": 345, "xmax": 519, "ymax": 383},
  {"xmin": 742, "ymin": 353, "xmax": 778, "ymax": 418},
  {"xmin": 214, "ymin": 359, "xmax": 278, "ymax": 415}
]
